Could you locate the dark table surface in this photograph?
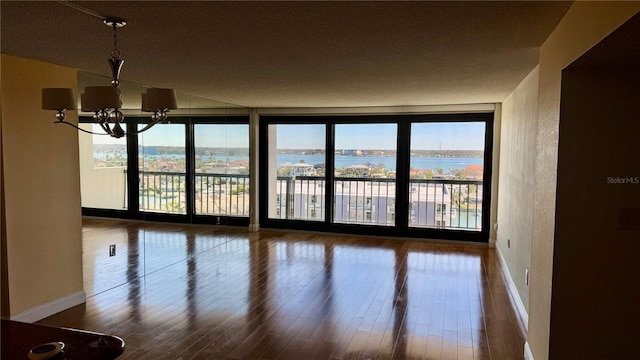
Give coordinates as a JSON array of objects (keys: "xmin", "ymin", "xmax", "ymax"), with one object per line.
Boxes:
[{"xmin": 1, "ymin": 319, "xmax": 125, "ymax": 359}]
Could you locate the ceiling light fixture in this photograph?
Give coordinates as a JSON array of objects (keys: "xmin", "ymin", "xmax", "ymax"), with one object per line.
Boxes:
[{"xmin": 42, "ymin": 17, "xmax": 177, "ymax": 138}]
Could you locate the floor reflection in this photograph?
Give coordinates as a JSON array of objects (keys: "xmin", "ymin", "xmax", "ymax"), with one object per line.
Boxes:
[
  {"xmin": 392, "ymin": 246, "xmax": 408, "ymax": 360},
  {"xmin": 42, "ymin": 220, "xmax": 526, "ymax": 360},
  {"xmin": 126, "ymin": 230, "xmax": 141, "ymax": 322},
  {"xmin": 247, "ymin": 233, "xmax": 268, "ymax": 333},
  {"xmin": 186, "ymin": 232, "xmax": 197, "ymax": 330}
]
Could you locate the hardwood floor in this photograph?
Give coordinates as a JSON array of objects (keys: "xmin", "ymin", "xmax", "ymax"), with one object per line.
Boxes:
[{"xmin": 38, "ymin": 218, "xmax": 526, "ymax": 359}]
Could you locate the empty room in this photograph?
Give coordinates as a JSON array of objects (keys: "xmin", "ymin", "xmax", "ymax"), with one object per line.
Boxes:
[{"xmin": 2, "ymin": 2, "xmax": 639, "ymax": 359}]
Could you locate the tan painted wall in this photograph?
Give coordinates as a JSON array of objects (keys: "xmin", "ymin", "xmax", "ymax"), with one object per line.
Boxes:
[
  {"xmin": 549, "ymin": 13, "xmax": 640, "ymax": 359},
  {"xmin": 1, "ymin": 54, "xmax": 83, "ymax": 316},
  {"xmin": 528, "ymin": 2, "xmax": 640, "ymax": 359},
  {"xmin": 497, "ymin": 65, "xmax": 539, "ymax": 314},
  {"xmin": 1, "ymin": 95, "xmax": 8, "ymax": 317}
]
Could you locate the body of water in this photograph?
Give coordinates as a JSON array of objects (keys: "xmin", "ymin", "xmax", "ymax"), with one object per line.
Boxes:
[
  {"xmin": 97, "ymin": 153, "xmax": 483, "ymax": 171},
  {"xmin": 244, "ymin": 154, "xmax": 481, "ymax": 171}
]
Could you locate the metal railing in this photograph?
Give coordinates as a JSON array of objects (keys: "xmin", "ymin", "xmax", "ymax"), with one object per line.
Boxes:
[
  {"xmin": 139, "ymin": 171, "xmax": 187, "ymax": 213},
  {"xmin": 409, "ymin": 179, "xmax": 483, "ymax": 230},
  {"xmin": 136, "ymin": 172, "xmax": 482, "ymax": 230},
  {"xmin": 139, "ymin": 171, "xmax": 250, "ymax": 215},
  {"xmin": 333, "ymin": 177, "xmax": 395, "ymax": 225},
  {"xmin": 275, "ymin": 176, "xmax": 327, "ymax": 221},
  {"xmin": 194, "ymin": 173, "xmax": 250, "ymax": 216},
  {"xmin": 274, "ymin": 176, "xmax": 483, "ymax": 231}
]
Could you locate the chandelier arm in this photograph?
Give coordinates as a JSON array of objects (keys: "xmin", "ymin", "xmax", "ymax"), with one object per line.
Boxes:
[
  {"xmin": 99, "ymin": 121, "xmax": 115, "ymax": 136},
  {"xmin": 54, "ymin": 120, "xmax": 109, "ymax": 135}
]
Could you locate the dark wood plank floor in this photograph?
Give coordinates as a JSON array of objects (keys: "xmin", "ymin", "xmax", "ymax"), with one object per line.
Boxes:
[{"xmin": 38, "ymin": 218, "xmax": 526, "ymax": 359}]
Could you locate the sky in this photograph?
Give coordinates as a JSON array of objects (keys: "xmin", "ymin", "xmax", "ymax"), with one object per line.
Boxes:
[
  {"xmin": 90, "ymin": 123, "xmax": 249, "ymax": 147},
  {"xmin": 90, "ymin": 121, "xmax": 486, "ymax": 150},
  {"xmin": 410, "ymin": 122, "xmax": 486, "ymax": 150},
  {"xmin": 277, "ymin": 122, "xmax": 486, "ymax": 150}
]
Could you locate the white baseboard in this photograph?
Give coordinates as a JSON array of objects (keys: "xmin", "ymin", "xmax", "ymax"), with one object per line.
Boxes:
[
  {"xmin": 495, "ymin": 246, "xmax": 529, "ymax": 329},
  {"xmin": 524, "ymin": 341, "xmax": 534, "ymax": 360},
  {"xmin": 11, "ymin": 291, "xmax": 86, "ymax": 323}
]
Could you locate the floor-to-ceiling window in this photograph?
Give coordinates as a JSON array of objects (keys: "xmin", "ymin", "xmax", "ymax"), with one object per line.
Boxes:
[
  {"xmin": 194, "ymin": 123, "xmax": 250, "ymax": 219},
  {"xmin": 79, "ymin": 116, "xmax": 250, "ymax": 226},
  {"xmin": 81, "ymin": 112, "xmax": 492, "ymax": 241},
  {"xmin": 260, "ymin": 114, "xmax": 493, "ymax": 242},
  {"xmin": 333, "ymin": 123, "xmax": 397, "ymax": 226},
  {"xmin": 139, "ymin": 122, "xmax": 187, "ymax": 215},
  {"xmin": 408, "ymin": 121, "xmax": 486, "ymax": 231},
  {"xmin": 266, "ymin": 123, "xmax": 326, "ymax": 222}
]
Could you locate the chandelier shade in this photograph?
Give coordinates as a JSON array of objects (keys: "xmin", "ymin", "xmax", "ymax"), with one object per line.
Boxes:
[
  {"xmin": 142, "ymin": 88, "xmax": 178, "ymax": 112},
  {"xmin": 41, "ymin": 88, "xmax": 77, "ymax": 111},
  {"xmin": 81, "ymin": 86, "xmax": 121, "ymax": 111}
]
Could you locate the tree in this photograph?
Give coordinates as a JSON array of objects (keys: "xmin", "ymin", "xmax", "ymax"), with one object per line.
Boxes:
[{"xmin": 278, "ymin": 166, "xmax": 292, "ymax": 176}]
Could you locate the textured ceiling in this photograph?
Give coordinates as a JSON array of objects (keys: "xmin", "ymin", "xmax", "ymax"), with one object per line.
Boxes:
[{"xmin": 1, "ymin": 1, "xmax": 572, "ymax": 108}]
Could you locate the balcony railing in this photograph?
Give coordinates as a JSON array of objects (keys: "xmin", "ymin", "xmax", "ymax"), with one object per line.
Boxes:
[
  {"xmin": 136, "ymin": 172, "xmax": 482, "ymax": 230},
  {"xmin": 409, "ymin": 179, "xmax": 483, "ymax": 230},
  {"xmin": 139, "ymin": 171, "xmax": 187, "ymax": 214},
  {"xmin": 138, "ymin": 171, "xmax": 250, "ymax": 216},
  {"xmin": 194, "ymin": 173, "xmax": 250, "ymax": 216},
  {"xmin": 275, "ymin": 176, "xmax": 327, "ymax": 222},
  {"xmin": 274, "ymin": 176, "xmax": 483, "ymax": 231}
]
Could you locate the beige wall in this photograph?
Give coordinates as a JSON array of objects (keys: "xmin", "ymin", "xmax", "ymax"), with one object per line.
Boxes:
[
  {"xmin": 497, "ymin": 65, "xmax": 539, "ymax": 314},
  {"xmin": 1, "ymin": 54, "xmax": 84, "ymax": 317},
  {"xmin": 527, "ymin": 2, "xmax": 640, "ymax": 359},
  {"xmin": 549, "ymin": 13, "xmax": 640, "ymax": 359},
  {"xmin": 1, "ymin": 97, "xmax": 8, "ymax": 317}
]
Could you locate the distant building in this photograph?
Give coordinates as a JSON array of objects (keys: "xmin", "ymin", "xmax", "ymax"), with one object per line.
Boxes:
[
  {"xmin": 341, "ymin": 149, "xmax": 361, "ymax": 155},
  {"xmin": 274, "ymin": 179, "xmax": 457, "ymax": 228},
  {"xmin": 291, "ymin": 162, "xmax": 316, "ymax": 176}
]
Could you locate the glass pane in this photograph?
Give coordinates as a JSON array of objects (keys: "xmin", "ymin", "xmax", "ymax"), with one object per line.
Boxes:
[
  {"xmin": 138, "ymin": 124, "xmax": 187, "ymax": 214},
  {"xmin": 333, "ymin": 123, "xmax": 397, "ymax": 226},
  {"xmin": 194, "ymin": 124, "xmax": 250, "ymax": 217},
  {"xmin": 267, "ymin": 124, "xmax": 326, "ymax": 221},
  {"xmin": 79, "ymin": 123, "xmax": 128, "ymax": 209},
  {"xmin": 409, "ymin": 122, "xmax": 485, "ymax": 231}
]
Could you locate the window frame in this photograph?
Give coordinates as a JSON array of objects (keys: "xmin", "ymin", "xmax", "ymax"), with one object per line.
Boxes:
[
  {"xmin": 259, "ymin": 113, "xmax": 493, "ymax": 242},
  {"xmin": 79, "ymin": 115, "xmax": 250, "ymax": 227}
]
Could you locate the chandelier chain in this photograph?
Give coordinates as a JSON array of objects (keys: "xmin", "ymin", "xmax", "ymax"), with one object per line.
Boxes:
[{"xmin": 111, "ymin": 23, "xmax": 121, "ymax": 60}]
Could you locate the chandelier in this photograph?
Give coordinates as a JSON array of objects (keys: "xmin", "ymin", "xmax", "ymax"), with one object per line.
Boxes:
[{"xmin": 41, "ymin": 17, "xmax": 177, "ymax": 138}]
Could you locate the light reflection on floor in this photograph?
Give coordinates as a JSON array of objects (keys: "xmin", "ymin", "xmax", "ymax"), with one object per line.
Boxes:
[{"xmin": 42, "ymin": 219, "xmax": 525, "ymax": 359}]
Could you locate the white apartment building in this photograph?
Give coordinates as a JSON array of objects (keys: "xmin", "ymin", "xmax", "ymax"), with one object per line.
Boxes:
[{"xmin": 274, "ymin": 179, "xmax": 459, "ymax": 228}]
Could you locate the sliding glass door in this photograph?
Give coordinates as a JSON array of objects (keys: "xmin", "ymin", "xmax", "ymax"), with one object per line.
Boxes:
[
  {"xmin": 260, "ymin": 114, "xmax": 493, "ymax": 242},
  {"xmin": 266, "ymin": 124, "xmax": 326, "ymax": 221},
  {"xmin": 333, "ymin": 123, "xmax": 397, "ymax": 226},
  {"xmin": 138, "ymin": 123, "xmax": 187, "ymax": 214},
  {"xmin": 194, "ymin": 124, "xmax": 250, "ymax": 217},
  {"xmin": 409, "ymin": 122, "xmax": 486, "ymax": 231}
]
